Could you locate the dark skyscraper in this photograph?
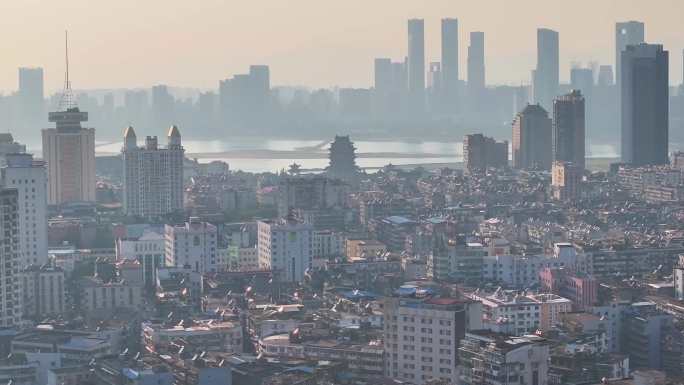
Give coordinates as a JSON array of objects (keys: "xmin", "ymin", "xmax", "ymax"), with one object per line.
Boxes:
[
  {"xmin": 407, "ymin": 19, "xmax": 425, "ymax": 110},
  {"xmin": 533, "ymin": 28, "xmax": 559, "ymax": 111},
  {"xmin": 512, "ymin": 104, "xmax": 552, "ymax": 170},
  {"xmin": 467, "ymin": 31, "xmax": 485, "ymax": 104},
  {"xmin": 441, "ymin": 18, "xmax": 459, "ymax": 110},
  {"xmin": 615, "ymin": 21, "xmax": 645, "ymax": 84},
  {"xmin": 553, "ymin": 90, "xmax": 586, "ymax": 170},
  {"xmin": 621, "ymin": 43, "xmax": 669, "ymax": 166}
]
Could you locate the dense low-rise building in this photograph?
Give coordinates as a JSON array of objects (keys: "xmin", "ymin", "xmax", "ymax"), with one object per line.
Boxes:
[
  {"xmin": 465, "ymin": 289, "xmax": 572, "ymax": 334},
  {"xmin": 20, "ymin": 264, "xmax": 66, "ymax": 319},
  {"xmin": 258, "ymin": 333, "xmax": 383, "ymax": 380},
  {"xmin": 79, "ymin": 276, "xmax": 144, "ymax": 317},
  {"xmin": 459, "ymin": 331, "xmax": 550, "ymax": 385},
  {"xmin": 143, "ymin": 319, "xmax": 243, "ymax": 354}
]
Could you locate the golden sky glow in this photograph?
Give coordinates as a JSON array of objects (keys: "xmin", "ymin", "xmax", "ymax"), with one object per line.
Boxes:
[{"xmin": 1, "ymin": 0, "xmax": 682, "ymax": 92}]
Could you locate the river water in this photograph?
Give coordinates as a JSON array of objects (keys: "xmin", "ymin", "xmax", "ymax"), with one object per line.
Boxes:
[{"xmin": 91, "ymin": 139, "xmax": 626, "ymax": 173}]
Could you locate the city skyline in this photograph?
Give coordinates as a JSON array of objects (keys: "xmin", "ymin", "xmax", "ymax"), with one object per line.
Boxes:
[{"xmin": 2, "ymin": 0, "xmax": 684, "ymax": 93}]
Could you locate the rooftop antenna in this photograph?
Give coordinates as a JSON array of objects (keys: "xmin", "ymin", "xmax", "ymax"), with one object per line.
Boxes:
[{"xmin": 58, "ymin": 30, "xmax": 76, "ymax": 111}]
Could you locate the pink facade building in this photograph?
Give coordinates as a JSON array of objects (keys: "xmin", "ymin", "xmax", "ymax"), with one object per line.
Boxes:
[{"xmin": 540, "ymin": 267, "xmax": 597, "ymax": 310}]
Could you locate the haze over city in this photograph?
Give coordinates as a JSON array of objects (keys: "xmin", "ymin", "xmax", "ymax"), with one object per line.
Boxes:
[
  {"xmin": 2, "ymin": 5, "xmax": 684, "ymax": 385},
  {"xmin": 1, "ymin": 0, "xmax": 684, "ymax": 91}
]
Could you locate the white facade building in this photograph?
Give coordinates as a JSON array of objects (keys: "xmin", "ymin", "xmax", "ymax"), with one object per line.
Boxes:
[
  {"xmin": 116, "ymin": 227, "xmax": 165, "ymax": 286},
  {"xmin": 674, "ymin": 255, "xmax": 684, "ymax": 301},
  {"xmin": 482, "ymin": 250, "xmax": 581, "ymax": 289},
  {"xmin": 165, "ymin": 218, "xmax": 219, "ymax": 273},
  {"xmin": 465, "ymin": 289, "xmax": 572, "ymax": 335},
  {"xmin": 80, "ymin": 277, "xmax": 144, "ymax": 314},
  {"xmin": 20, "ymin": 265, "xmax": 66, "ymax": 318},
  {"xmin": 238, "ymin": 247, "xmax": 259, "ymax": 271},
  {"xmin": 459, "ymin": 331, "xmax": 550, "ymax": 385},
  {"xmin": 143, "ymin": 320, "xmax": 242, "ymax": 353},
  {"xmin": 122, "ymin": 126, "xmax": 184, "ymax": 219},
  {"xmin": 383, "ymin": 296, "xmax": 483, "ymax": 385},
  {"xmin": 1, "ymin": 153, "xmax": 48, "ymax": 267},
  {"xmin": 257, "ymin": 218, "xmax": 313, "ymax": 283}
]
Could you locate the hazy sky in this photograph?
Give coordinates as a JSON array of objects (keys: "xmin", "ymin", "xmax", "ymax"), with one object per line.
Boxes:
[{"xmin": 1, "ymin": 0, "xmax": 683, "ymax": 93}]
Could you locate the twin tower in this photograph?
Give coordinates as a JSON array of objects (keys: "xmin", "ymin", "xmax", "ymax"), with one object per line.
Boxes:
[{"xmin": 122, "ymin": 125, "xmax": 184, "ymax": 219}]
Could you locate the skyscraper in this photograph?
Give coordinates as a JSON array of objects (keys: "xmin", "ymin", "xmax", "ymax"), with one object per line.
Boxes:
[
  {"xmin": 42, "ymin": 35, "xmax": 96, "ymax": 204},
  {"xmin": 0, "ymin": 188, "xmax": 21, "ymax": 326},
  {"xmin": 467, "ymin": 31, "xmax": 485, "ymax": 104},
  {"xmin": 407, "ymin": 19, "xmax": 425, "ymax": 110},
  {"xmin": 122, "ymin": 125, "xmax": 185, "ymax": 219},
  {"xmin": 374, "ymin": 58, "xmax": 393, "ymax": 91},
  {"xmin": 151, "ymin": 85, "xmax": 174, "ymax": 129},
  {"xmin": 553, "ymin": 90, "xmax": 586, "ymax": 170},
  {"xmin": 42, "ymin": 107, "xmax": 96, "ymax": 204},
  {"xmin": 533, "ymin": 28, "xmax": 559, "ymax": 111},
  {"xmin": 512, "ymin": 104, "xmax": 552, "ymax": 170},
  {"xmin": 17, "ymin": 67, "xmax": 44, "ymax": 129},
  {"xmin": 570, "ymin": 67, "xmax": 594, "ymax": 97},
  {"xmin": 597, "ymin": 65, "xmax": 614, "ymax": 87},
  {"xmin": 219, "ymin": 65, "xmax": 272, "ymax": 130},
  {"xmin": 1, "ymin": 154, "xmax": 48, "ymax": 268},
  {"xmin": 373, "ymin": 58, "xmax": 407, "ymax": 117},
  {"xmin": 615, "ymin": 21, "xmax": 645, "ymax": 84},
  {"xmin": 427, "ymin": 62, "xmax": 442, "ymax": 111},
  {"xmin": 620, "ymin": 43, "xmax": 669, "ymax": 166},
  {"xmin": 441, "ymin": 18, "xmax": 459, "ymax": 109}
]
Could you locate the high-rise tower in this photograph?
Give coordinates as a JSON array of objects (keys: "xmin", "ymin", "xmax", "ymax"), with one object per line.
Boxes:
[
  {"xmin": 553, "ymin": 90, "xmax": 586, "ymax": 170},
  {"xmin": 407, "ymin": 19, "xmax": 425, "ymax": 111},
  {"xmin": 41, "ymin": 32, "xmax": 96, "ymax": 204},
  {"xmin": 1, "ymin": 154, "xmax": 48, "ymax": 267},
  {"xmin": 512, "ymin": 104, "xmax": 553, "ymax": 170},
  {"xmin": 122, "ymin": 125, "xmax": 185, "ymax": 219},
  {"xmin": 0, "ymin": 188, "xmax": 21, "ymax": 326},
  {"xmin": 620, "ymin": 43, "xmax": 669, "ymax": 166},
  {"xmin": 533, "ymin": 28, "xmax": 560, "ymax": 111},
  {"xmin": 467, "ymin": 32, "xmax": 486, "ymax": 104},
  {"xmin": 441, "ymin": 18, "xmax": 459, "ymax": 110},
  {"xmin": 615, "ymin": 21, "xmax": 645, "ymax": 84},
  {"xmin": 17, "ymin": 67, "xmax": 44, "ymax": 129}
]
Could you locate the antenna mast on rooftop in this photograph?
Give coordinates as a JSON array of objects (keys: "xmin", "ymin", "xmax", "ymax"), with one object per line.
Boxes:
[{"xmin": 58, "ymin": 30, "xmax": 76, "ymax": 111}]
